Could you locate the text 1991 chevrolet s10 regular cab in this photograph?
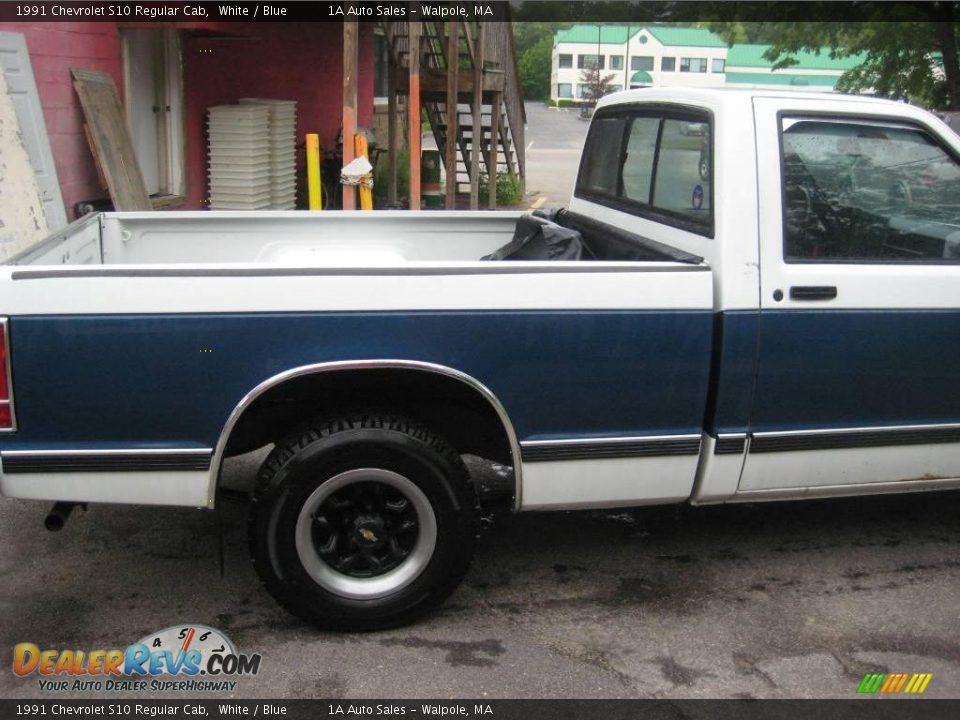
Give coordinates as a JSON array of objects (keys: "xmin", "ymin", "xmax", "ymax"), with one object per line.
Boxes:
[{"xmin": 1, "ymin": 88, "xmax": 958, "ymax": 629}]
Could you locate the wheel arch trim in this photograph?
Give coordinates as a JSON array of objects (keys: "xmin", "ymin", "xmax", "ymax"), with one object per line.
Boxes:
[{"xmin": 207, "ymin": 359, "xmax": 523, "ymax": 510}]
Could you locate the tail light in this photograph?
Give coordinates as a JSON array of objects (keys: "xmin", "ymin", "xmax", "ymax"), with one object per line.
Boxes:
[{"xmin": 0, "ymin": 318, "xmax": 14, "ymax": 431}]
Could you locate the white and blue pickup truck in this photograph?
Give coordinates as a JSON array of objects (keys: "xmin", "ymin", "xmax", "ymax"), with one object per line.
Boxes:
[{"xmin": 1, "ymin": 88, "xmax": 959, "ymax": 629}]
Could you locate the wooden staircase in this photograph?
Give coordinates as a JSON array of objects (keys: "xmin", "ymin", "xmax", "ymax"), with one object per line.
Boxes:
[{"xmin": 381, "ymin": 20, "xmax": 525, "ymax": 205}]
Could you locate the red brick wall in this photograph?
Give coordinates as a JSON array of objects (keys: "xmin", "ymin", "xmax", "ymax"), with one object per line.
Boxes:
[
  {"xmin": 182, "ymin": 22, "xmax": 375, "ymax": 208},
  {"xmin": 0, "ymin": 21, "xmax": 376, "ymax": 217},
  {"xmin": 0, "ymin": 22, "xmax": 122, "ymax": 221}
]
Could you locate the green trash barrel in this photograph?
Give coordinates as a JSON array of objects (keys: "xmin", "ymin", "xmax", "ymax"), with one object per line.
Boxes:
[{"xmin": 421, "ymin": 150, "xmax": 443, "ymax": 208}]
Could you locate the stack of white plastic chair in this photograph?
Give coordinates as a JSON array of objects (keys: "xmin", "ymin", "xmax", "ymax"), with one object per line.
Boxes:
[
  {"xmin": 207, "ymin": 104, "xmax": 272, "ymax": 210},
  {"xmin": 239, "ymin": 98, "xmax": 297, "ymax": 209}
]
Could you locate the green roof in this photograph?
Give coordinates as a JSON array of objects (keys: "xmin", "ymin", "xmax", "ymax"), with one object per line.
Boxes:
[
  {"xmin": 630, "ymin": 71, "xmax": 653, "ymax": 84},
  {"xmin": 726, "ymin": 44, "xmax": 864, "ymax": 70},
  {"xmin": 643, "ymin": 26, "xmax": 727, "ymax": 48},
  {"xmin": 725, "ymin": 72, "xmax": 840, "ymax": 88},
  {"xmin": 554, "ymin": 25, "xmax": 635, "ymax": 45},
  {"xmin": 555, "ymin": 24, "xmax": 726, "ymax": 48}
]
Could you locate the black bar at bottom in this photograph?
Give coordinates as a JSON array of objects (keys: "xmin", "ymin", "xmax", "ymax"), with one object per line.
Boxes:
[{"xmin": 1, "ymin": 699, "xmax": 957, "ymax": 719}]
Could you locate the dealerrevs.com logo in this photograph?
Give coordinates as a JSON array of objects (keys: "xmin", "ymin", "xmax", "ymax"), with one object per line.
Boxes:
[{"xmin": 13, "ymin": 625, "xmax": 261, "ymax": 692}]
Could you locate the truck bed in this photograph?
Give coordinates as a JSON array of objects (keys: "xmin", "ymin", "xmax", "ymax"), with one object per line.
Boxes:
[
  {"xmin": 6, "ymin": 211, "xmax": 526, "ymax": 267},
  {"xmin": 4, "ymin": 209, "xmax": 703, "ymax": 268}
]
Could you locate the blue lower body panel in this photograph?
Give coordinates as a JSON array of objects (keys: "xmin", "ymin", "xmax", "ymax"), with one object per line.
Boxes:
[
  {"xmin": 5, "ymin": 310, "xmax": 714, "ymax": 450},
  {"xmin": 751, "ymin": 309, "xmax": 960, "ymax": 432}
]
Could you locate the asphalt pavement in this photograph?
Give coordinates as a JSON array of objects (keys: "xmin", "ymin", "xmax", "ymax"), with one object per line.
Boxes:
[
  {"xmin": 2, "ymin": 447, "xmax": 959, "ymax": 700},
  {"xmin": 523, "ymin": 101, "xmax": 590, "ymax": 209}
]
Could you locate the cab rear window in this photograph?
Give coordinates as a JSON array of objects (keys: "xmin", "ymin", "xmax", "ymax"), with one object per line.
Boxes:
[{"xmin": 576, "ymin": 106, "xmax": 714, "ymax": 237}]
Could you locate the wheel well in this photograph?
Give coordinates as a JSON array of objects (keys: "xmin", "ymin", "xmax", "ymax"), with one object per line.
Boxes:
[{"xmin": 220, "ymin": 367, "xmax": 516, "ymax": 468}]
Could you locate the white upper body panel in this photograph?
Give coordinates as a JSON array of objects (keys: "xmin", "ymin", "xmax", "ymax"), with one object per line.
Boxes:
[{"xmin": 571, "ymin": 87, "xmax": 960, "ymax": 312}]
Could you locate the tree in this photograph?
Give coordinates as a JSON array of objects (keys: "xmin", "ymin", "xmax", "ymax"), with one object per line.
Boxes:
[
  {"xmin": 512, "ymin": 22, "xmax": 571, "ymax": 55},
  {"xmin": 709, "ymin": 8, "xmax": 960, "ymax": 110},
  {"xmin": 518, "ymin": 35, "xmax": 554, "ymax": 100},
  {"xmin": 579, "ymin": 63, "xmax": 617, "ymax": 102}
]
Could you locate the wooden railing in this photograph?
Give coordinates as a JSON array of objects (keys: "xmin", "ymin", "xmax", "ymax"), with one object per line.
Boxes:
[{"xmin": 380, "ymin": 19, "xmax": 526, "ymax": 200}]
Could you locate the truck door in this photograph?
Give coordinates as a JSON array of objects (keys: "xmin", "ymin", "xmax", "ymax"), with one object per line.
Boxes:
[{"xmin": 741, "ymin": 97, "xmax": 960, "ymax": 495}]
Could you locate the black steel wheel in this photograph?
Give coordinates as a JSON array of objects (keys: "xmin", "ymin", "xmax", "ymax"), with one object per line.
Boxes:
[{"xmin": 249, "ymin": 412, "xmax": 479, "ymax": 630}]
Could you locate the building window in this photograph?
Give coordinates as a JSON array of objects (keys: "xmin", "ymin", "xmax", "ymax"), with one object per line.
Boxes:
[
  {"xmin": 631, "ymin": 56, "xmax": 654, "ymax": 72},
  {"xmin": 712, "ymin": 58, "xmax": 726, "ymax": 73},
  {"xmin": 557, "ymin": 83, "xmax": 573, "ymax": 99},
  {"xmin": 609, "ymin": 84, "xmax": 623, "ymax": 93},
  {"xmin": 577, "ymin": 83, "xmax": 592, "ymax": 99},
  {"xmin": 680, "ymin": 58, "xmax": 708, "ymax": 73},
  {"xmin": 578, "ymin": 54, "xmax": 605, "ymax": 70},
  {"xmin": 610, "ymin": 55, "xmax": 624, "ymax": 70},
  {"xmin": 661, "ymin": 57, "xmax": 676, "ymax": 72},
  {"xmin": 558, "ymin": 54, "xmax": 573, "ymax": 69}
]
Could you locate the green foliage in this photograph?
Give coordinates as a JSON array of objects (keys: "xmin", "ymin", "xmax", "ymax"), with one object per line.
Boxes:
[
  {"xmin": 546, "ymin": 98, "xmax": 576, "ymax": 108},
  {"xmin": 479, "ymin": 171, "xmax": 524, "ymax": 207},
  {"xmin": 512, "ymin": 22, "xmax": 572, "ymax": 54},
  {"xmin": 519, "ymin": 35, "xmax": 554, "ymax": 100},
  {"xmin": 703, "ymin": 21, "xmax": 782, "ymax": 45},
  {"xmin": 707, "ymin": 13, "xmax": 960, "ymax": 110},
  {"xmin": 373, "ymin": 144, "xmax": 410, "ymax": 207}
]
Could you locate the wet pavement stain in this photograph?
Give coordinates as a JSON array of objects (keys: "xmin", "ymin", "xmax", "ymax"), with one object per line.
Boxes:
[
  {"xmin": 378, "ymin": 637, "xmax": 506, "ymax": 667},
  {"xmin": 656, "ymin": 655, "xmax": 711, "ymax": 687}
]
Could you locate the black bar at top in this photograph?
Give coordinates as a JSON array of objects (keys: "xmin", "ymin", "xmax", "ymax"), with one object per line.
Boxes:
[
  {"xmin": 0, "ymin": 1, "xmax": 944, "ymax": 24},
  {"xmin": 0, "ymin": 1, "xmax": 511, "ymax": 23}
]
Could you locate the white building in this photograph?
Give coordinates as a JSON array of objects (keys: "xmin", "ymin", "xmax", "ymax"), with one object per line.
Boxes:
[
  {"xmin": 551, "ymin": 25, "xmax": 728, "ymax": 102},
  {"xmin": 550, "ymin": 25, "xmax": 863, "ymax": 103}
]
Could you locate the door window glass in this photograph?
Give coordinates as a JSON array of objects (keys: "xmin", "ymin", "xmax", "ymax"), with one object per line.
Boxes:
[{"xmin": 781, "ymin": 118, "xmax": 960, "ymax": 261}]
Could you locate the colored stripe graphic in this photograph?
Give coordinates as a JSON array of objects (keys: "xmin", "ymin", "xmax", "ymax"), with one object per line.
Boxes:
[
  {"xmin": 857, "ymin": 672, "xmax": 932, "ymax": 695},
  {"xmin": 857, "ymin": 673, "xmax": 885, "ymax": 693}
]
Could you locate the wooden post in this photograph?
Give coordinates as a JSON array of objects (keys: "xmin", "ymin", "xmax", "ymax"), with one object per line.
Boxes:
[
  {"xmin": 387, "ymin": 64, "xmax": 398, "ymax": 205},
  {"xmin": 342, "ymin": 19, "xmax": 358, "ymax": 210},
  {"xmin": 408, "ymin": 22, "xmax": 421, "ymax": 210},
  {"xmin": 487, "ymin": 91, "xmax": 501, "ymax": 209},
  {"xmin": 469, "ymin": 24, "xmax": 484, "ymax": 210},
  {"xmin": 444, "ymin": 22, "xmax": 459, "ymax": 209}
]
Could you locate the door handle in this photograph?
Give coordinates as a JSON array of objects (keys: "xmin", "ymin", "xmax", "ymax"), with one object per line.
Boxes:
[{"xmin": 789, "ymin": 286, "xmax": 837, "ymax": 301}]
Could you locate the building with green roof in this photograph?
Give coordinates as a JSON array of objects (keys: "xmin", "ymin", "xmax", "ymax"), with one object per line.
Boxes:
[
  {"xmin": 724, "ymin": 44, "xmax": 866, "ymax": 90},
  {"xmin": 644, "ymin": 26, "xmax": 728, "ymax": 48},
  {"xmin": 550, "ymin": 25, "xmax": 865, "ymax": 103}
]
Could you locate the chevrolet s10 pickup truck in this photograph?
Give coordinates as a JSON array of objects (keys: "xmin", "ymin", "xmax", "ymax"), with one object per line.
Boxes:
[{"xmin": 1, "ymin": 88, "xmax": 959, "ymax": 629}]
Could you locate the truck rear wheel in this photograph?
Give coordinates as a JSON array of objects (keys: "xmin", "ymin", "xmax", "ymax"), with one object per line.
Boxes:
[{"xmin": 248, "ymin": 412, "xmax": 479, "ymax": 630}]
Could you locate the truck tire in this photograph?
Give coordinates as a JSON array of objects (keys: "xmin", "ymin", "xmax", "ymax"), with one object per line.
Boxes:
[{"xmin": 248, "ymin": 412, "xmax": 480, "ymax": 630}]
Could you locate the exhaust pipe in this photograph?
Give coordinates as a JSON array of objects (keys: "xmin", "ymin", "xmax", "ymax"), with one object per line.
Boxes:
[{"xmin": 44, "ymin": 502, "xmax": 84, "ymax": 532}]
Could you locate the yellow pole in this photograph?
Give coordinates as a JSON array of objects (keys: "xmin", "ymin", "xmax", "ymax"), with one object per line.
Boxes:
[
  {"xmin": 354, "ymin": 132, "xmax": 373, "ymax": 211},
  {"xmin": 306, "ymin": 133, "xmax": 322, "ymax": 211}
]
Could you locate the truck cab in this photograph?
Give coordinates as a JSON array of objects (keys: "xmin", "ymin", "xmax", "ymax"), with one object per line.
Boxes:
[{"xmin": 572, "ymin": 88, "xmax": 960, "ymax": 506}]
